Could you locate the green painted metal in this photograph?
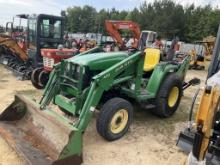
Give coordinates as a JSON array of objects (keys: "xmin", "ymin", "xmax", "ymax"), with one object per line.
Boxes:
[
  {"xmin": 39, "ymin": 64, "xmax": 61, "ymax": 109},
  {"xmin": 0, "ymin": 43, "xmax": 191, "ymax": 164},
  {"xmin": 38, "ymin": 51, "xmax": 189, "ymax": 134},
  {"xmin": 36, "ymin": 50, "xmax": 190, "ymax": 162},
  {"xmin": 55, "ymin": 95, "xmax": 76, "ymax": 114},
  {"xmin": 69, "ymin": 51, "xmax": 129, "ymax": 70},
  {"xmin": 146, "ymin": 56, "xmax": 190, "ymax": 97},
  {"xmin": 58, "ymin": 128, "xmax": 82, "ymax": 159},
  {"xmin": 146, "ymin": 63, "xmax": 179, "ymax": 97},
  {"xmin": 40, "ymin": 105, "xmax": 83, "ymax": 162},
  {"xmin": 176, "ymin": 56, "xmax": 191, "ymax": 79}
]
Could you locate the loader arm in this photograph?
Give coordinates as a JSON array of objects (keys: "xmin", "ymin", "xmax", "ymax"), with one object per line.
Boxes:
[
  {"xmin": 75, "ymin": 51, "xmax": 143, "ymax": 130},
  {"xmin": 56, "ymin": 51, "xmax": 143, "ymax": 162},
  {"xmin": 39, "ymin": 64, "xmax": 61, "ymax": 108},
  {"xmin": 39, "ymin": 45, "xmax": 105, "ymax": 108}
]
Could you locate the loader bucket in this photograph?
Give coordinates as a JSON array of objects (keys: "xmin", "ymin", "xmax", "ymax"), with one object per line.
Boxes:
[
  {"xmin": 176, "ymin": 128, "xmax": 195, "ymax": 154},
  {"xmin": 0, "ymin": 94, "xmax": 83, "ymax": 165}
]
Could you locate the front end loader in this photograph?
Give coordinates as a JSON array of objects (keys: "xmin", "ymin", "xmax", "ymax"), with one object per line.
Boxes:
[
  {"xmin": 0, "ymin": 34, "xmax": 191, "ymax": 164},
  {"xmin": 31, "ymin": 45, "xmax": 104, "ymax": 89}
]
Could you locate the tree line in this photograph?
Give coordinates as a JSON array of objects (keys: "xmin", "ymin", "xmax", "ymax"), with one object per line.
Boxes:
[{"xmin": 65, "ymin": 0, "xmax": 220, "ymax": 42}]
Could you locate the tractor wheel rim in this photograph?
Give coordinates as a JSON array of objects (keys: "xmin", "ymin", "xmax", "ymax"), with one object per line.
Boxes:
[
  {"xmin": 168, "ymin": 87, "xmax": 179, "ymax": 107},
  {"xmin": 110, "ymin": 109, "xmax": 128, "ymax": 134}
]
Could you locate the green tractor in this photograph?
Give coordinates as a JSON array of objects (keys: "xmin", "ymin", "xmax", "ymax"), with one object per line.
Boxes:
[{"xmin": 0, "ymin": 34, "xmax": 192, "ymax": 165}]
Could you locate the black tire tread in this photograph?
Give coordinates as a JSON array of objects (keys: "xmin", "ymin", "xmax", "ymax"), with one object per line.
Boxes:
[
  {"xmin": 96, "ymin": 97, "xmax": 133, "ymax": 141},
  {"xmin": 153, "ymin": 74, "xmax": 183, "ymax": 117},
  {"xmin": 31, "ymin": 68, "xmax": 44, "ymax": 89}
]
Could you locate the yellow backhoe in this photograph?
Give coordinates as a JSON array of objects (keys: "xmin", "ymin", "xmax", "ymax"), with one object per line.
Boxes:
[
  {"xmin": 177, "ymin": 25, "xmax": 220, "ymax": 165},
  {"xmin": 203, "ymin": 36, "xmax": 216, "ymax": 61}
]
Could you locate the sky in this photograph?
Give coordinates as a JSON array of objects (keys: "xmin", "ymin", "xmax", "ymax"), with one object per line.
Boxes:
[{"xmin": 0, "ymin": 0, "xmax": 219, "ymax": 26}]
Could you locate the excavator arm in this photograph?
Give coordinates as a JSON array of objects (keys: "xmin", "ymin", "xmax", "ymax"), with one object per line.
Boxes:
[
  {"xmin": 177, "ymin": 72, "xmax": 220, "ymax": 165},
  {"xmin": 105, "ymin": 20, "xmax": 141, "ymax": 48},
  {"xmin": 182, "ymin": 75, "xmax": 220, "ymax": 165},
  {"xmin": 194, "ymin": 85, "xmax": 220, "ymax": 161},
  {"xmin": 203, "ymin": 36, "xmax": 216, "ymax": 59},
  {"xmin": 177, "ymin": 25, "xmax": 220, "ymax": 165},
  {"xmin": 0, "ymin": 35, "xmax": 28, "ymax": 61}
]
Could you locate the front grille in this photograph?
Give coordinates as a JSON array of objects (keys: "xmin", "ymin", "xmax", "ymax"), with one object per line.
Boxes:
[{"xmin": 43, "ymin": 57, "xmax": 54, "ymax": 68}]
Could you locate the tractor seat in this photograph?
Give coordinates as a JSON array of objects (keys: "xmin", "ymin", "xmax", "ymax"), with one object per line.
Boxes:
[{"xmin": 143, "ymin": 48, "xmax": 160, "ymax": 72}]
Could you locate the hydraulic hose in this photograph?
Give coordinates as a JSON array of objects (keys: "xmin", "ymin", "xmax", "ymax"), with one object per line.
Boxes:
[{"xmin": 188, "ymin": 87, "xmax": 200, "ymax": 130}]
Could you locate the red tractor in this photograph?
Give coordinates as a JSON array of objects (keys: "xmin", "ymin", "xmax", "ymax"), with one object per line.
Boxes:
[{"xmin": 31, "ymin": 48, "xmax": 77, "ymax": 89}]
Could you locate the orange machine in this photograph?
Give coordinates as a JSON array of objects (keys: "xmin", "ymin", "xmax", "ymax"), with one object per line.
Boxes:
[{"xmin": 105, "ymin": 20, "xmax": 141, "ymax": 49}]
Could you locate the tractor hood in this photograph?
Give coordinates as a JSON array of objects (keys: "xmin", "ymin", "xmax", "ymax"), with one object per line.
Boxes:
[{"xmin": 67, "ymin": 52, "xmax": 129, "ymax": 70}]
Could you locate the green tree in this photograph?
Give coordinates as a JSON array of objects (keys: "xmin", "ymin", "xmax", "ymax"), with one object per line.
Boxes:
[
  {"xmin": 65, "ymin": 1, "xmax": 220, "ymax": 42},
  {"xmin": 66, "ymin": 5, "xmax": 97, "ymax": 33}
]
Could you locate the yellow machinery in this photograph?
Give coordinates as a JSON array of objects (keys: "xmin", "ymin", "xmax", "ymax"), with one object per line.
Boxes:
[
  {"xmin": 189, "ymin": 36, "xmax": 216, "ymax": 70},
  {"xmin": 0, "ymin": 14, "xmax": 65, "ymax": 80},
  {"xmin": 177, "ymin": 25, "xmax": 220, "ymax": 165},
  {"xmin": 189, "ymin": 42, "xmax": 206, "ymax": 70},
  {"xmin": 203, "ymin": 36, "xmax": 216, "ymax": 61},
  {"xmin": 178, "ymin": 73, "xmax": 220, "ymax": 165},
  {"xmin": 0, "ymin": 34, "xmax": 28, "ymax": 61}
]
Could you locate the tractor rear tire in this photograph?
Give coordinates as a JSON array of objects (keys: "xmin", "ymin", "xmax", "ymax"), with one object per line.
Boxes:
[
  {"xmin": 153, "ymin": 74, "xmax": 183, "ymax": 117},
  {"xmin": 31, "ymin": 68, "xmax": 44, "ymax": 89},
  {"xmin": 96, "ymin": 97, "xmax": 133, "ymax": 141}
]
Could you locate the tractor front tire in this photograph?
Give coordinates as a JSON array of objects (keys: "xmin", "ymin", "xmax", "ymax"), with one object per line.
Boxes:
[
  {"xmin": 96, "ymin": 97, "xmax": 133, "ymax": 141},
  {"xmin": 153, "ymin": 74, "xmax": 183, "ymax": 117},
  {"xmin": 31, "ymin": 68, "xmax": 44, "ymax": 89},
  {"xmin": 38, "ymin": 70, "xmax": 49, "ymax": 88}
]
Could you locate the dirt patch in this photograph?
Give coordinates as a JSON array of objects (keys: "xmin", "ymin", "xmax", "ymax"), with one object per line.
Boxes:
[{"xmin": 0, "ymin": 65, "xmax": 207, "ymax": 165}]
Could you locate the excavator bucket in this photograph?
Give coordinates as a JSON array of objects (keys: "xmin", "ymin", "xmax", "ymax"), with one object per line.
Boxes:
[
  {"xmin": 0, "ymin": 94, "xmax": 83, "ymax": 165},
  {"xmin": 176, "ymin": 129, "xmax": 195, "ymax": 154}
]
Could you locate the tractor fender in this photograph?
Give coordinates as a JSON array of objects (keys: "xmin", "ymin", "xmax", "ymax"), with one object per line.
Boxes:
[{"xmin": 146, "ymin": 63, "xmax": 179, "ymax": 97}]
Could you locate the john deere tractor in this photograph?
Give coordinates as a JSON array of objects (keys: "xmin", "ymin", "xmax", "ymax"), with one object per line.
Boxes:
[{"xmin": 0, "ymin": 34, "xmax": 191, "ymax": 165}]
